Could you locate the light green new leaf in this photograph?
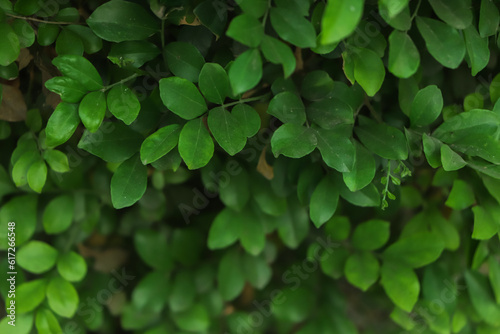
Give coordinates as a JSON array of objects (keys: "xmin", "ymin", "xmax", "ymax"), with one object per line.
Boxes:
[
  {"xmin": 352, "ymin": 219, "xmax": 390, "ymax": 251},
  {"xmin": 159, "ymin": 77, "xmax": 207, "ymax": 120},
  {"xmin": 57, "ymin": 251, "xmax": 87, "ymax": 282},
  {"xmin": 463, "ymin": 25, "xmax": 490, "ymax": 76},
  {"xmin": 261, "ymin": 35, "xmax": 296, "ymax": 78},
  {"xmin": 0, "ymin": 195, "xmax": 37, "ymax": 249},
  {"xmin": 52, "ymin": 55, "xmax": 103, "ymax": 91},
  {"xmin": 164, "ymin": 41, "xmax": 205, "ymax": 83},
  {"xmin": 12, "ymin": 150, "xmax": 38, "ymax": 187},
  {"xmin": 472, "ymin": 206, "xmax": 499, "ymax": 240},
  {"xmin": 226, "ymin": 14, "xmax": 264, "ymax": 47},
  {"xmin": 440, "ymin": 145, "xmax": 466, "ymax": 171},
  {"xmin": 379, "ymin": 0, "xmax": 409, "ymax": 18},
  {"xmin": 207, "ymin": 107, "xmax": 247, "ymax": 156},
  {"xmin": 10, "ymin": 279, "xmax": 47, "ymax": 314},
  {"xmin": 271, "ymin": 123, "xmax": 317, "ymax": 158},
  {"xmin": 44, "ymin": 76, "xmax": 87, "ymax": 103},
  {"xmin": 46, "ymin": 276, "xmax": 79, "ymax": 318},
  {"xmin": 410, "ymin": 85, "xmax": 443, "ymax": 128},
  {"xmin": 270, "ymin": 7, "xmax": 316, "ymax": 48},
  {"xmin": 178, "ymin": 117, "xmax": 214, "ymax": 169},
  {"xmin": 416, "ymin": 17, "xmax": 465, "ymax": 69},
  {"xmin": 198, "ymin": 63, "xmax": 230, "ymax": 104},
  {"xmin": 107, "ymin": 84, "xmax": 140, "ymax": 125},
  {"xmin": 321, "ymin": 0, "xmax": 364, "ymax": 44},
  {"xmin": 345, "ymin": 252, "xmax": 380, "ymax": 291},
  {"xmin": 79, "ymin": 91, "xmax": 106, "ymax": 132},
  {"xmin": 18, "ymin": 241, "xmax": 58, "ymax": 274},
  {"xmin": 388, "ymin": 30, "xmax": 420, "ymax": 79},
  {"xmin": 140, "ymin": 124, "xmax": 181, "ymax": 164},
  {"xmin": 383, "ymin": 232, "xmax": 445, "ymax": 268},
  {"xmin": 310, "ymin": 174, "xmax": 339, "ymax": 228},
  {"xmin": 314, "ymin": 127, "xmax": 355, "ymax": 172},
  {"xmin": 111, "ymin": 155, "xmax": 147, "ymax": 209},
  {"xmin": 232, "ymin": 104, "xmax": 261, "ymax": 138},
  {"xmin": 27, "ymin": 160, "xmax": 47, "ymax": 193},
  {"xmin": 43, "ymin": 195, "xmax": 74, "ymax": 234},
  {"xmin": 428, "ymin": 0, "xmax": 472, "ymax": 29},
  {"xmin": 267, "ymin": 91, "xmax": 306, "ymax": 125},
  {"xmin": 479, "ymin": 0, "xmax": 499, "ymax": 37},
  {"xmin": 379, "ymin": 2, "xmax": 411, "ymax": 31},
  {"xmin": 228, "ymin": 48, "xmax": 263, "ymax": 96},
  {"xmin": 445, "ymin": 179, "xmax": 474, "ymax": 210},
  {"xmin": 343, "ymin": 142, "xmax": 376, "ymax": 192},
  {"xmin": 380, "ymin": 261, "xmax": 420, "ymax": 312},
  {"xmin": 35, "ymin": 308, "xmax": 62, "ymax": 334},
  {"xmin": 353, "ymin": 48, "xmax": 385, "ymax": 96},
  {"xmin": 0, "ymin": 22, "xmax": 20, "ymax": 66},
  {"xmin": 87, "ymin": 1, "xmax": 159, "ymax": 42}
]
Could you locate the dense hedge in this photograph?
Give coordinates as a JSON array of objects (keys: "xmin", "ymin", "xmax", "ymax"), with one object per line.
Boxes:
[{"xmin": 1, "ymin": 0, "xmax": 500, "ymax": 333}]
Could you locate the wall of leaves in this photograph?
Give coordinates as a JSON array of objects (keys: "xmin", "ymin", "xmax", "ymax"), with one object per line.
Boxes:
[{"xmin": 1, "ymin": 0, "xmax": 500, "ymax": 333}]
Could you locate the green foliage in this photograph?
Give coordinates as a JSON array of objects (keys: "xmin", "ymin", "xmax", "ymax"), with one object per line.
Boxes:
[{"xmin": 1, "ymin": 1, "xmax": 500, "ymax": 333}]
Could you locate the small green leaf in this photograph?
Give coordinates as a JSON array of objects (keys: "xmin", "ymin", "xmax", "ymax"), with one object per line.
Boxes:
[
  {"xmin": 228, "ymin": 48, "xmax": 263, "ymax": 96},
  {"xmin": 164, "ymin": 41, "xmax": 205, "ymax": 83},
  {"xmin": 383, "ymin": 232, "xmax": 445, "ymax": 268},
  {"xmin": 440, "ymin": 145, "xmax": 466, "ymax": 171},
  {"xmin": 379, "ymin": 0, "xmax": 409, "ymax": 18},
  {"xmin": 55, "ymin": 28, "xmax": 84, "ymax": 56},
  {"xmin": 380, "ymin": 261, "xmax": 420, "ymax": 312},
  {"xmin": 10, "ymin": 279, "xmax": 47, "ymax": 314},
  {"xmin": 27, "ymin": 160, "xmax": 47, "ymax": 193},
  {"xmin": 325, "ymin": 217, "xmax": 351, "ymax": 241},
  {"xmin": 52, "ymin": 55, "xmax": 103, "ymax": 91},
  {"xmin": 193, "ymin": 0, "xmax": 227, "ymax": 37},
  {"xmin": 12, "ymin": 19, "xmax": 35, "ymax": 48},
  {"xmin": 57, "ymin": 251, "xmax": 87, "ymax": 282},
  {"xmin": 226, "ymin": 14, "xmax": 264, "ymax": 47},
  {"xmin": 428, "ymin": 0, "xmax": 472, "ymax": 29},
  {"xmin": 169, "ymin": 271, "xmax": 196, "ymax": 312},
  {"xmin": 353, "ymin": 48, "xmax": 385, "ymax": 96},
  {"xmin": 352, "ymin": 219, "xmax": 390, "ymax": 251},
  {"xmin": 270, "ymin": 7, "xmax": 316, "ymax": 48},
  {"xmin": 207, "ymin": 107, "xmax": 247, "ymax": 156},
  {"xmin": 159, "ymin": 77, "xmax": 207, "ymax": 120},
  {"xmin": 301, "ymin": 70, "xmax": 334, "ymax": 101},
  {"xmin": 345, "ymin": 252, "xmax": 380, "ymax": 291},
  {"xmin": 267, "ymin": 91, "xmax": 306, "ymax": 125},
  {"xmin": 445, "ymin": 179, "xmax": 475, "ymax": 210},
  {"xmin": 178, "ymin": 117, "xmax": 214, "ymax": 169},
  {"xmin": 172, "ymin": 303, "xmax": 210, "ymax": 332},
  {"xmin": 464, "ymin": 25, "xmax": 490, "ymax": 76},
  {"xmin": 472, "ymin": 205, "xmax": 499, "ymax": 240},
  {"xmin": 17, "ymin": 241, "xmax": 58, "ymax": 274},
  {"xmin": 79, "ymin": 91, "xmax": 106, "ymax": 132},
  {"xmin": 232, "ymin": 104, "xmax": 261, "ymax": 138},
  {"xmin": 0, "ymin": 195, "xmax": 37, "ymax": 249},
  {"xmin": 343, "ymin": 142, "xmax": 376, "ymax": 192},
  {"xmin": 140, "ymin": 124, "xmax": 181, "ymax": 165},
  {"xmin": 271, "ymin": 123, "xmax": 317, "ymax": 158},
  {"xmin": 488, "ymin": 256, "xmax": 500, "ymax": 304},
  {"xmin": 45, "ymin": 102, "xmax": 79, "ymax": 147},
  {"xmin": 208, "ymin": 208, "xmax": 240, "ymax": 249},
  {"xmin": 410, "ymin": 85, "xmax": 443, "ymax": 128},
  {"xmin": 465, "ymin": 270, "xmax": 500, "ymax": 327},
  {"xmin": 37, "ymin": 23, "xmax": 59, "ymax": 46},
  {"xmin": 271, "ymin": 287, "xmax": 315, "ymax": 322},
  {"xmin": 44, "ymin": 77, "xmax": 87, "ymax": 103},
  {"xmin": 310, "ymin": 174, "xmax": 339, "ymax": 228},
  {"xmin": 243, "ymin": 253, "xmax": 272, "ymax": 289},
  {"xmin": 134, "ymin": 229, "xmax": 172, "ymax": 271},
  {"xmin": 220, "ymin": 167, "xmax": 250, "ymax": 211},
  {"xmin": 307, "ymin": 98, "xmax": 354, "ymax": 129},
  {"xmin": 107, "ymin": 84, "xmax": 140, "ymax": 125},
  {"xmin": 111, "ymin": 154, "xmax": 148, "ymax": 209},
  {"xmin": 46, "ymin": 276, "xmax": 79, "ymax": 318},
  {"xmin": 340, "ymin": 182, "xmax": 381, "ymax": 207},
  {"xmin": 479, "ymin": 0, "xmax": 499, "ymax": 37},
  {"xmin": 260, "ymin": 35, "xmax": 296, "ymax": 78},
  {"xmin": 198, "ymin": 63, "xmax": 230, "ymax": 104},
  {"xmin": 35, "ymin": 308, "xmax": 62, "ymax": 334},
  {"xmin": 108, "ymin": 40, "xmax": 160, "ymax": 68},
  {"xmin": 66, "ymin": 25, "xmax": 103, "ymax": 54},
  {"xmin": 321, "ymin": 0, "xmax": 364, "ymax": 45},
  {"xmin": 14, "ymin": 0, "xmax": 40, "ymax": 15},
  {"xmin": 43, "ymin": 195, "xmax": 74, "ymax": 234},
  {"xmin": 388, "ymin": 30, "xmax": 420, "ymax": 79},
  {"xmin": 218, "ymin": 249, "xmax": 245, "ymax": 301},
  {"xmin": 314, "ymin": 127, "xmax": 355, "ymax": 172},
  {"xmin": 0, "ymin": 22, "xmax": 20, "ymax": 66}
]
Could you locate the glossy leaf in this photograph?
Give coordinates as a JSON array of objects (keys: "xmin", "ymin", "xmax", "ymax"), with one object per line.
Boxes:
[
  {"xmin": 79, "ymin": 91, "xmax": 106, "ymax": 132},
  {"xmin": 56, "ymin": 251, "xmax": 87, "ymax": 282},
  {"xmin": 383, "ymin": 232, "xmax": 445, "ymax": 268},
  {"xmin": 226, "ymin": 14, "xmax": 264, "ymax": 47},
  {"xmin": 178, "ymin": 118, "xmax": 214, "ymax": 169},
  {"xmin": 17, "ymin": 241, "xmax": 58, "ymax": 274},
  {"xmin": 46, "ymin": 276, "xmax": 79, "ymax": 318},
  {"xmin": 270, "ymin": 7, "xmax": 316, "ymax": 48},
  {"xmin": 267, "ymin": 91, "xmax": 306, "ymax": 125},
  {"xmin": 428, "ymin": 0, "xmax": 472, "ymax": 29},
  {"xmin": 309, "ymin": 174, "xmax": 339, "ymax": 228},
  {"xmin": 353, "ymin": 48, "xmax": 385, "ymax": 96},
  {"xmin": 111, "ymin": 154, "xmax": 148, "ymax": 209},
  {"xmin": 45, "ymin": 102, "xmax": 80, "ymax": 147},
  {"xmin": 321, "ymin": 0, "xmax": 364, "ymax": 44},
  {"xmin": 0, "ymin": 22, "xmax": 20, "ymax": 66},
  {"xmin": 228, "ymin": 48, "xmax": 263, "ymax": 96},
  {"xmin": 164, "ymin": 41, "xmax": 205, "ymax": 83},
  {"xmin": 271, "ymin": 123, "xmax": 317, "ymax": 158},
  {"xmin": 159, "ymin": 77, "xmax": 207, "ymax": 120},
  {"xmin": 410, "ymin": 85, "xmax": 443, "ymax": 128},
  {"xmin": 261, "ymin": 35, "xmax": 296, "ymax": 78},
  {"xmin": 208, "ymin": 107, "xmax": 246, "ymax": 155},
  {"xmin": 52, "ymin": 55, "xmax": 103, "ymax": 91},
  {"xmin": 388, "ymin": 30, "xmax": 420, "ymax": 79},
  {"xmin": 140, "ymin": 124, "xmax": 181, "ymax": 165},
  {"xmin": 198, "ymin": 63, "xmax": 230, "ymax": 104},
  {"xmin": 107, "ymin": 84, "xmax": 140, "ymax": 125}
]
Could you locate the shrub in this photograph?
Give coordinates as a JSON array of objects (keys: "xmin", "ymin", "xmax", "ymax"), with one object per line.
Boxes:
[{"xmin": 1, "ymin": 0, "xmax": 500, "ymax": 333}]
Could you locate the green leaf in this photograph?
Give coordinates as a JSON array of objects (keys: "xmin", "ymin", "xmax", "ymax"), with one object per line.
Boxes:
[
  {"xmin": 169, "ymin": 271, "xmax": 196, "ymax": 312},
  {"xmin": 65, "ymin": 25, "xmax": 102, "ymax": 54},
  {"xmin": 355, "ymin": 116, "xmax": 408, "ymax": 160},
  {"xmin": 35, "ymin": 308, "xmax": 62, "ymax": 334},
  {"xmin": 445, "ymin": 179, "xmax": 475, "ymax": 210},
  {"xmin": 12, "ymin": 19, "xmax": 35, "ymax": 48},
  {"xmin": 310, "ymin": 174, "xmax": 339, "ymax": 228},
  {"xmin": 410, "ymin": 85, "xmax": 443, "ymax": 128},
  {"xmin": 78, "ymin": 122, "xmax": 143, "ymax": 163},
  {"xmin": 164, "ymin": 41, "xmax": 205, "ymax": 83},
  {"xmin": 219, "ymin": 166, "xmax": 250, "ymax": 211},
  {"xmin": 232, "ymin": 104, "xmax": 261, "ymax": 137},
  {"xmin": 218, "ymin": 249, "xmax": 245, "ymax": 300},
  {"xmin": 271, "ymin": 123, "xmax": 317, "ymax": 158},
  {"xmin": 416, "ymin": 17, "xmax": 466, "ymax": 69},
  {"xmin": 198, "ymin": 63, "xmax": 230, "ymax": 104},
  {"xmin": 57, "ymin": 251, "xmax": 87, "ymax": 282},
  {"xmin": 37, "ymin": 23, "xmax": 59, "ymax": 46},
  {"xmin": 193, "ymin": 0, "xmax": 227, "ymax": 37},
  {"xmin": 252, "ymin": 175, "xmax": 287, "ymax": 216},
  {"xmin": 301, "ymin": 70, "xmax": 334, "ymax": 101},
  {"xmin": 11, "ymin": 279, "xmax": 47, "ymax": 314},
  {"xmin": 79, "ymin": 91, "xmax": 106, "ymax": 132},
  {"xmin": 380, "ymin": 261, "xmax": 420, "ymax": 312},
  {"xmin": 45, "ymin": 102, "xmax": 79, "ymax": 147},
  {"xmin": 228, "ymin": 48, "xmax": 263, "ymax": 96},
  {"xmin": 46, "ymin": 276, "xmax": 78, "ymax": 318},
  {"xmin": 12, "ymin": 150, "xmax": 38, "ymax": 187},
  {"xmin": 379, "ymin": 0, "xmax": 409, "ymax": 18},
  {"xmin": 321, "ymin": 247, "xmax": 350, "ymax": 279},
  {"xmin": 132, "ymin": 271, "xmax": 169, "ymax": 314},
  {"xmin": 314, "ymin": 127, "xmax": 355, "ymax": 172},
  {"xmin": 43, "ymin": 195, "xmax": 74, "ymax": 234},
  {"xmin": 321, "ymin": 0, "xmax": 364, "ymax": 45},
  {"xmin": 267, "ymin": 91, "xmax": 306, "ymax": 125},
  {"xmin": 52, "ymin": 55, "xmax": 103, "ymax": 91},
  {"xmin": 0, "ymin": 195, "xmax": 37, "ymax": 249},
  {"xmin": 226, "ymin": 14, "xmax": 264, "ymax": 47},
  {"xmin": 27, "ymin": 160, "xmax": 47, "ymax": 193},
  {"xmin": 479, "ymin": 0, "xmax": 499, "ymax": 37},
  {"xmin": 108, "ymin": 40, "xmax": 160, "ymax": 68},
  {"xmin": 260, "ymin": 35, "xmax": 296, "ymax": 78},
  {"xmin": 44, "ymin": 77, "xmax": 87, "ymax": 103},
  {"xmin": 472, "ymin": 205, "xmax": 499, "ymax": 240},
  {"xmin": 140, "ymin": 124, "xmax": 181, "ymax": 165},
  {"xmin": 277, "ymin": 198, "xmax": 309, "ymax": 248},
  {"xmin": 14, "ymin": 0, "xmax": 40, "ymax": 15},
  {"xmin": 134, "ymin": 229, "xmax": 172, "ymax": 271},
  {"xmin": 55, "ymin": 28, "xmax": 84, "ymax": 56},
  {"xmin": 380, "ymin": 3, "xmax": 411, "ymax": 31},
  {"xmin": 172, "ymin": 303, "xmax": 210, "ymax": 332},
  {"xmin": 178, "ymin": 117, "xmax": 214, "ymax": 170},
  {"xmin": 107, "ymin": 84, "xmax": 140, "ymax": 125},
  {"xmin": 243, "ymin": 253, "xmax": 272, "ymax": 289},
  {"xmin": 440, "ymin": 145, "xmax": 466, "ymax": 171},
  {"xmin": 239, "ymin": 209, "xmax": 266, "ymax": 256},
  {"xmin": 428, "ymin": 0, "xmax": 472, "ymax": 29},
  {"xmin": 352, "ymin": 219, "xmax": 390, "ymax": 251},
  {"xmin": 383, "ymin": 232, "xmax": 445, "ymax": 268},
  {"xmin": 340, "ymin": 182, "xmax": 380, "ymax": 207},
  {"xmin": 270, "ymin": 7, "xmax": 316, "ymax": 48},
  {"xmin": 388, "ymin": 30, "xmax": 420, "ymax": 79},
  {"xmin": 159, "ymin": 77, "xmax": 207, "ymax": 120},
  {"xmin": 307, "ymin": 98, "xmax": 354, "ymax": 129},
  {"xmin": 465, "ymin": 270, "xmax": 500, "ymax": 327},
  {"xmin": 353, "ymin": 48, "xmax": 385, "ymax": 96},
  {"xmin": 208, "ymin": 208, "xmax": 240, "ymax": 249},
  {"xmin": 271, "ymin": 287, "xmax": 315, "ymax": 322},
  {"xmin": 208, "ymin": 107, "xmax": 247, "ymax": 156},
  {"xmin": 87, "ymin": 1, "xmax": 159, "ymax": 42},
  {"xmin": 345, "ymin": 252, "xmax": 380, "ymax": 291},
  {"xmin": 343, "ymin": 142, "xmax": 376, "ymax": 192},
  {"xmin": 111, "ymin": 154, "xmax": 148, "ymax": 209},
  {"xmin": 463, "ymin": 25, "xmax": 490, "ymax": 76},
  {"xmin": 17, "ymin": 241, "xmax": 58, "ymax": 274},
  {"xmin": 0, "ymin": 22, "xmax": 20, "ymax": 66},
  {"xmin": 488, "ymin": 256, "xmax": 500, "ymax": 304}
]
